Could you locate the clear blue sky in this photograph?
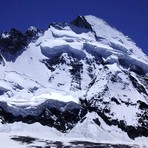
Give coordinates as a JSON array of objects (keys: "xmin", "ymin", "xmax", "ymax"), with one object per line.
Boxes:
[{"xmin": 0, "ymin": 0, "xmax": 148, "ymax": 55}]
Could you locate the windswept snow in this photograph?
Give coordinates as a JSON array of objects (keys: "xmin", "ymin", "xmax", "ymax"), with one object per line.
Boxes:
[{"xmin": 85, "ymin": 15, "xmax": 148, "ymax": 64}]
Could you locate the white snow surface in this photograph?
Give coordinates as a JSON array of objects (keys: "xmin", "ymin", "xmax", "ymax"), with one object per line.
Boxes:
[
  {"xmin": 0, "ymin": 15, "xmax": 148, "ymax": 146},
  {"xmin": 85, "ymin": 15, "xmax": 148, "ymax": 64},
  {"xmin": 0, "ymin": 114, "xmax": 147, "ymax": 148}
]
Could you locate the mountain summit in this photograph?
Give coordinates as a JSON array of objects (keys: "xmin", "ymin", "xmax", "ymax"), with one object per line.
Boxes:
[{"xmin": 0, "ymin": 15, "xmax": 148, "ymax": 147}]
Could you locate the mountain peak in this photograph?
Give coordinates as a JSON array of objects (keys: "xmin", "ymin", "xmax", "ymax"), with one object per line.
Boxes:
[
  {"xmin": 27, "ymin": 26, "xmax": 38, "ymax": 32},
  {"xmin": 0, "ymin": 15, "xmax": 148, "ymax": 146}
]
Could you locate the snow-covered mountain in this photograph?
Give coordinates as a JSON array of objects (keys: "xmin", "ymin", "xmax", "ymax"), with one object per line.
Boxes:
[{"xmin": 0, "ymin": 15, "xmax": 148, "ymax": 147}]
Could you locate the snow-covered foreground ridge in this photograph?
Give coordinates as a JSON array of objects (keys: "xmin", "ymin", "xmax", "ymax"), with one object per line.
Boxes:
[{"xmin": 0, "ymin": 15, "xmax": 148, "ymax": 146}]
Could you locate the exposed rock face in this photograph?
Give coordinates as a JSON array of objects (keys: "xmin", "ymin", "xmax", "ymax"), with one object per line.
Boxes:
[
  {"xmin": 0, "ymin": 27, "xmax": 41, "ymax": 60},
  {"xmin": 0, "ymin": 100, "xmax": 86, "ymax": 132},
  {"xmin": 0, "ymin": 28, "xmax": 27, "ymax": 56},
  {"xmin": 71, "ymin": 15, "xmax": 92, "ymax": 30},
  {"xmin": 25, "ymin": 26, "xmax": 43, "ymax": 42}
]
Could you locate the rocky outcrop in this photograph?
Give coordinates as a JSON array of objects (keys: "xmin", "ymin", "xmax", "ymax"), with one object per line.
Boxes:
[
  {"xmin": 0, "ymin": 100, "xmax": 87, "ymax": 132},
  {"xmin": 0, "ymin": 27, "xmax": 41, "ymax": 61},
  {"xmin": 71, "ymin": 15, "xmax": 92, "ymax": 30}
]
